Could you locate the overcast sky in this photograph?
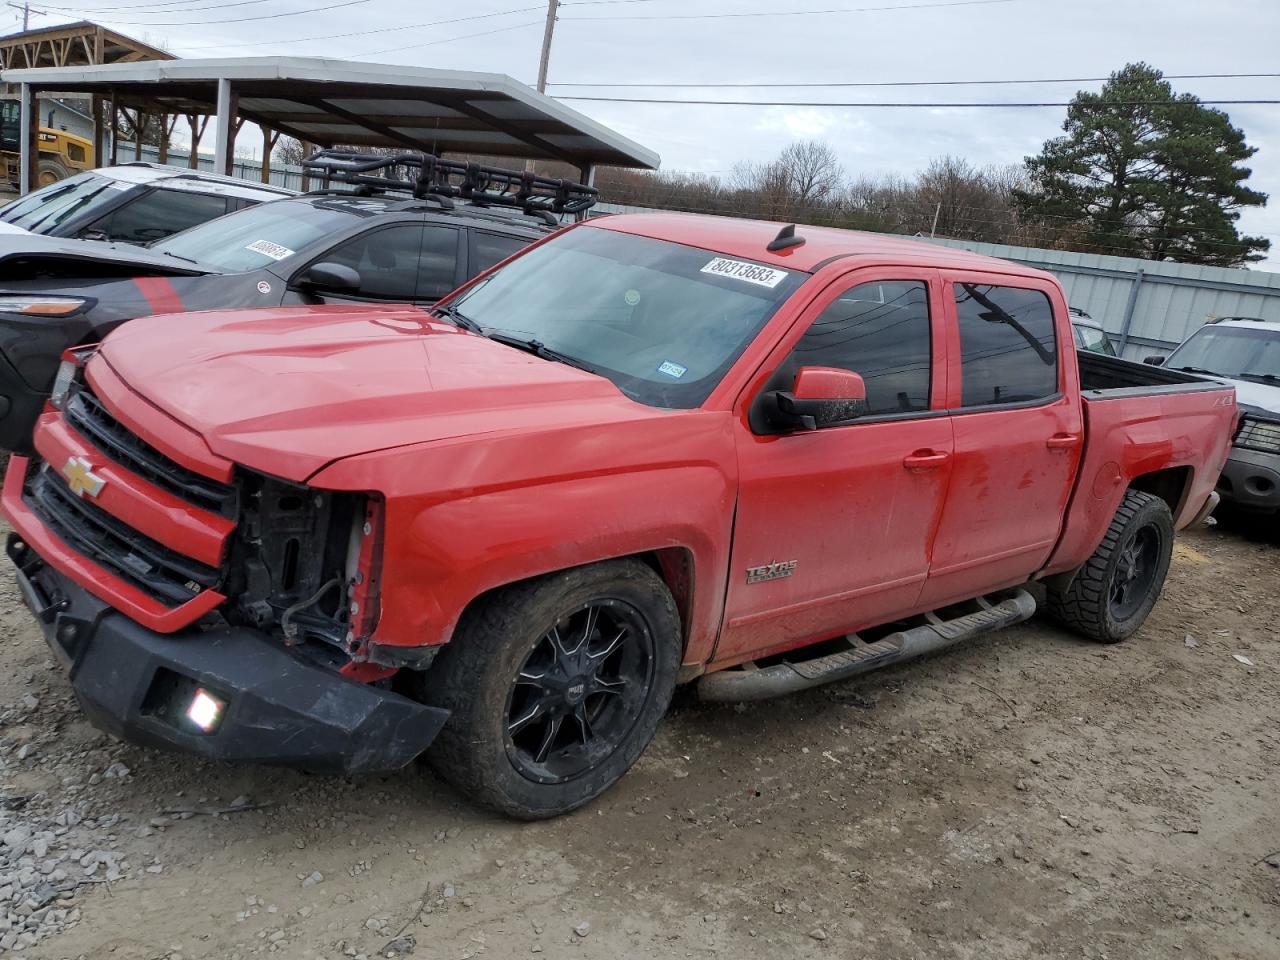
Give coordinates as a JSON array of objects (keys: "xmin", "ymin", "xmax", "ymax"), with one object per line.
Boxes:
[{"xmin": 16, "ymin": 0, "xmax": 1280, "ymax": 267}]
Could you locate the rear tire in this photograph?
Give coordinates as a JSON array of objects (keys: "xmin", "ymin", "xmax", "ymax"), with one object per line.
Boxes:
[
  {"xmin": 422, "ymin": 559, "xmax": 680, "ymax": 819},
  {"xmin": 37, "ymin": 158, "xmax": 71, "ymax": 188},
  {"xmin": 1046, "ymin": 490, "xmax": 1174, "ymax": 643}
]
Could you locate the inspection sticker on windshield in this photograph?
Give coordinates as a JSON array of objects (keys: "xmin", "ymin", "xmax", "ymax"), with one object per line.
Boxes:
[
  {"xmin": 701, "ymin": 257, "xmax": 789, "ymax": 288},
  {"xmin": 657, "ymin": 360, "xmax": 687, "ymax": 379},
  {"xmin": 244, "ymin": 239, "xmax": 294, "ymax": 261}
]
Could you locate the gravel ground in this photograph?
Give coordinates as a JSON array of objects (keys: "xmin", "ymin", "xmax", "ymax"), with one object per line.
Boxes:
[{"xmin": 0, "ymin": 521, "xmax": 1275, "ymax": 960}]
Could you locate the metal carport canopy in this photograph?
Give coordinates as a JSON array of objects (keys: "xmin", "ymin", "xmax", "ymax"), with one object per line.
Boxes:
[{"xmin": 3, "ymin": 55, "xmax": 660, "ymax": 184}]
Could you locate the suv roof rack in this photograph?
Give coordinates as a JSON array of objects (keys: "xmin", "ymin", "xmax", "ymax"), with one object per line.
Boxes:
[{"xmin": 301, "ymin": 150, "xmax": 597, "ymax": 218}]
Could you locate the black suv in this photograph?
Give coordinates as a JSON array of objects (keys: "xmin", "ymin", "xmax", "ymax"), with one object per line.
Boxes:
[{"xmin": 0, "ymin": 152, "xmax": 596, "ymax": 451}]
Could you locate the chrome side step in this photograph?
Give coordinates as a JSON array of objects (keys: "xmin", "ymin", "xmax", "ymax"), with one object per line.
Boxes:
[{"xmin": 697, "ymin": 588, "xmax": 1037, "ymax": 702}]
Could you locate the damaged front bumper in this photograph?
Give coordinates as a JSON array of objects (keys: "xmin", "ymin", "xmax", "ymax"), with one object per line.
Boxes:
[{"xmin": 8, "ymin": 534, "xmax": 448, "ymax": 776}]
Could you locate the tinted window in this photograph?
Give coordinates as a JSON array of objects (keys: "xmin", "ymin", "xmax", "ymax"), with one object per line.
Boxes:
[
  {"xmin": 789, "ymin": 280, "xmax": 931, "ymax": 416},
  {"xmin": 323, "ymin": 224, "xmax": 430, "ymax": 301},
  {"xmin": 955, "ymin": 283, "xmax": 1057, "ymax": 407},
  {"xmin": 84, "ymin": 188, "xmax": 229, "ymax": 244},
  {"xmin": 472, "ymin": 231, "xmax": 530, "ymax": 274}
]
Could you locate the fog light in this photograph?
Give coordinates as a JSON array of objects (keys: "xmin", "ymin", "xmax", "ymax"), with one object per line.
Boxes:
[{"xmin": 186, "ymin": 688, "xmax": 225, "ymax": 733}]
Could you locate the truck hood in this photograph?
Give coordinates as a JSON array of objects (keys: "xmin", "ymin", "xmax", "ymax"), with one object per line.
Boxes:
[
  {"xmin": 99, "ymin": 305, "xmax": 654, "ymax": 482},
  {"xmin": 1218, "ymin": 376, "xmax": 1280, "ymax": 416},
  {"xmin": 0, "ymin": 232, "xmax": 212, "ymax": 283}
]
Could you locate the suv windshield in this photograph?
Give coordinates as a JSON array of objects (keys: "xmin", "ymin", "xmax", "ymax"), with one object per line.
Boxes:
[
  {"xmin": 152, "ymin": 198, "xmax": 360, "ymax": 271},
  {"xmin": 451, "ymin": 226, "xmax": 808, "ymax": 408},
  {"xmin": 1166, "ymin": 325, "xmax": 1280, "ymax": 384},
  {"xmin": 0, "ymin": 171, "xmax": 122, "ymax": 232}
]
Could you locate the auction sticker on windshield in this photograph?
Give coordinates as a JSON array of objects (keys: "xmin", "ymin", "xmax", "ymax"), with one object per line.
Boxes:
[
  {"xmin": 700, "ymin": 257, "xmax": 789, "ymax": 289},
  {"xmin": 244, "ymin": 239, "xmax": 294, "ymax": 261}
]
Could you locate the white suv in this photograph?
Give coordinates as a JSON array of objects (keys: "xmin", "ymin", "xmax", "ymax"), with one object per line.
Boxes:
[{"xmin": 1151, "ymin": 317, "xmax": 1280, "ymax": 518}]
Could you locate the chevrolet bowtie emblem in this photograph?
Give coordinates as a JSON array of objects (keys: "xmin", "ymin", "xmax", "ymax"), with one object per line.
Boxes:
[{"xmin": 61, "ymin": 456, "xmax": 105, "ymax": 499}]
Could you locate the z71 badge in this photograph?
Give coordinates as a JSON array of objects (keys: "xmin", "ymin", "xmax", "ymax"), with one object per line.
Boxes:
[{"xmin": 746, "ymin": 560, "xmax": 797, "ymax": 584}]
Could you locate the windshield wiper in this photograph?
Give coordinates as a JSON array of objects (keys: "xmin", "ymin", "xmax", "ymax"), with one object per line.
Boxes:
[
  {"xmin": 432, "ymin": 303, "xmax": 483, "ymax": 333},
  {"xmin": 1173, "ymin": 365, "xmax": 1221, "ymax": 376},
  {"xmin": 1236, "ymin": 372, "xmax": 1280, "ymax": 385},
  {"xmin": 157, "ymin": 250, "xmax": 201, "ymax": 265},
  {"xmin": 486, "ymin": 332, "xmax": 597, "ymax": 374}
]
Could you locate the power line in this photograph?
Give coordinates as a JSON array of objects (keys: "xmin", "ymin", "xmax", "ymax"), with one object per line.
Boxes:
[
  {"xmin": 45, "ymin": 0, "xmax": 369, "ymax": 24},
  {"xmin": 36, "ymin": 0, "xmax": 275, "ymax": 13},
  {"xmin": 562, "ymin": 0, "xmax": 1019, "ymax": 21},
  {"xmin": 548, "ymin": 72, "xmax": 1280, "ymax": 89},
  {"xmin": 359, "ymin": 18, "xmax": 542, "ymax": 57},
  {"xmin": 560, "ymin": 96, "xmax": 1280, "ymax": 107},
  {"xmin": 169, "ymin": 3, "xmax": 544, "ymax": 51}
]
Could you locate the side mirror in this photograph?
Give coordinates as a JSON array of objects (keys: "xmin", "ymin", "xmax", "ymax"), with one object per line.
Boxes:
[
  {"xmin": 769, "ymin": 366, "xmax": 868, "ymax": 431},
  {"xmin": 298, "ymin": 261, "xmax": 362, "ymax": 293},
  {"xmin": 1143, "ymin": 355, "xmax": 1166, "ymax": 366}
]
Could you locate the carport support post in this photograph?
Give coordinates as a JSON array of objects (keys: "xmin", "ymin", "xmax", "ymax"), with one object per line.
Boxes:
[
  {"xmin": 91, "ymin": 94, "xmax": 106, "ymax": 170},
  {"xmin": 1117, "ymin": 268, "xmax": 1146, "ymax": 355},
  {"xmin": 18, "ymin": 83, "xmax": 34, "ymax": 195},
  {"xmin": 214, "ymin": 78, "xmax": 237, "ymax": 176},
  {"xmin": 109, "ymin": 101, "xmax": 120, "ymax": 165}
]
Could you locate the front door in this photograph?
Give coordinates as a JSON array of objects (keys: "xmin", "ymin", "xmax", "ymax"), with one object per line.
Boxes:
[
  {"xmin": 918, "ymin": 274, "xmax": 1083, "ymax": 608},
  {"xmin": 716, "ymin": 270, "xmax": 954, "ymax": 664}
]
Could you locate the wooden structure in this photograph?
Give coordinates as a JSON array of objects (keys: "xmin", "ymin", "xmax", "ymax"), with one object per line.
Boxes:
[{"xmin": 0, "ymin": 21, "xmax": 171, "ymax": 74}]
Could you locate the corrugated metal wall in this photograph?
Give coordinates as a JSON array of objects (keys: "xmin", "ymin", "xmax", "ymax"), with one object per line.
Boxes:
[
  {"xmin": 594, "ymin": 202, "xmax": 1280, "ymax": 360},
  {"xmin": 919, "ymin": 237, "xmax": 1280, "ymax": 359}
]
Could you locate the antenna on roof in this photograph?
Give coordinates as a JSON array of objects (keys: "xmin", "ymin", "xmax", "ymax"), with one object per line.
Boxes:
[{"xmin": 767, "ymin": 224, "xmax": 805, "ymax": 253}]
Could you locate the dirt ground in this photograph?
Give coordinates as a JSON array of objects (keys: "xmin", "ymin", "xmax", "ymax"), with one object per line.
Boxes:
[{"xmin": 0, "ymin": 519, "xmax": 1276, "ymax": 960}]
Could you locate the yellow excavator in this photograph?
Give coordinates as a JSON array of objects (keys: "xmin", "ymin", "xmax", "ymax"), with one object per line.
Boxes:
[{"xmin": 1, "ymin": 99, "xmax": 95, "ymax": 190}]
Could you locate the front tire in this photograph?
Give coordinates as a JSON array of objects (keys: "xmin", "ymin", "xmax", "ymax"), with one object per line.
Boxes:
[
  {"xmin": 1046, "ymin": 489, "xmax": 1174, "ymax": 643},
  {"xmin": 36, "ymin": 158, "xmax": 71, "ymax": 188},
  {"xmin": 423, "ymin": 559, "xmax": 681, "ymax": 819}
]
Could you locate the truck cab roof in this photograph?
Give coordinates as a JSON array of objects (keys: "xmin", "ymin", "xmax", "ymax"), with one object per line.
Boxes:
[{"xmin": 591, "ymin": 211, "xmax": 1053, "ymax": 279}]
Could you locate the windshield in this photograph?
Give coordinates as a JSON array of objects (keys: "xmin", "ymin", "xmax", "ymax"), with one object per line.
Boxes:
[
  {"xmin": 152, "ymin": 198, "xmax": 359, "ymax": 272},
  {"xmin": 1166, "ymin": 325, "xmax": 1280, "ymax": 383},
  {"xmin": 0, "ymin": 171, "xmax": 123, "ymax": 232},
  {"xmin": 451, "ymin": 226, "xmax": 808, "ymax": 408}
]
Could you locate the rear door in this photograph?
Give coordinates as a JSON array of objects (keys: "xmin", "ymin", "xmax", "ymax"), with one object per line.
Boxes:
[
  {"xmin": 918, "ymin": 273, "xmax": 1082, "ymax": 608},
  {"xmin": 716, "ymin": 268, "xmax": 954, "ymax": 663}
]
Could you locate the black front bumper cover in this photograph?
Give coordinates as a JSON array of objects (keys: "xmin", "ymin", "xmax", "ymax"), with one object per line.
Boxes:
[{"xmin": 9, "ymin": 535, "xmax": 448, "ymax": 776}]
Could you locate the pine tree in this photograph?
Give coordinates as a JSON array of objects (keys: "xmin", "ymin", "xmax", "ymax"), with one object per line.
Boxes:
[{"xmin": 1015, "ymin": 63, "xmax": 1268, "ymax": 266}]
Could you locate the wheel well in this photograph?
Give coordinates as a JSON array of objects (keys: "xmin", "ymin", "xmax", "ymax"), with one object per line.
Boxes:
[
  {"xmin": 450, "ymin": 549, "xmax": 696, "ymax": 655},
  {"xmin": 1129, "ymin": 466, "xmax": 1192, "ymax": 517}
]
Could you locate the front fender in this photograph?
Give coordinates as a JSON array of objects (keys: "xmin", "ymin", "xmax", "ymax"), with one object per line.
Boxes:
[{"xmin": 310, "ymin": 413, "xmax": 738, "ymax": 666}]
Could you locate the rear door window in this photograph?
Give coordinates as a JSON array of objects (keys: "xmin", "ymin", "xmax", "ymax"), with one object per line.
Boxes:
[{"xmin": 954, "ymin": 283, "xmax": 1058, "ymax": 407}]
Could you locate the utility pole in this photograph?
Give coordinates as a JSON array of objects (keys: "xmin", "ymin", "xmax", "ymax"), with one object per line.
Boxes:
[
  {"xmin": 535, "ymin": 0, "xmax": 559, "ymax": 93},
  {"xmin": 7, "ymin": 2, "xmax": 46, "ymax": 31}
]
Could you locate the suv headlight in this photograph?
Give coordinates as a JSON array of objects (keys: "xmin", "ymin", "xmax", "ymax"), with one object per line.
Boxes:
[{"xmin": 0, "ymin": 296, "xmax": 90, "ymax": 317}]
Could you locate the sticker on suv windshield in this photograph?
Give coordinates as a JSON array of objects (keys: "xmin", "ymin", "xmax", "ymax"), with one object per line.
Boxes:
[
  {"xmin": 657, "ymin": 360, "xmax": 688, "ymax": 379},
  {"xmin": 700, "ymin": 257, "xmax": 789, "ymax": 288},
  {"xmin": 245, "ymin": 239, "xmax": 295, "ymax": 261}
]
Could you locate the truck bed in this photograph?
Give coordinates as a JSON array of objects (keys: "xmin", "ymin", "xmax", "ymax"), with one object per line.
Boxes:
[
  {"xmin": 1043, "ymin": 353, "xmax": 1237, "ymax": 577},
  {"xmin": 1077, "ymin": 352, "xmax": 1225, "ymax": 397}
]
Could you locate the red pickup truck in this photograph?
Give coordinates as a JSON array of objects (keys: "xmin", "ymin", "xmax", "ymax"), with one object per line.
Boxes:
[{"xmin": 3, "ymin": 214, "xmax": 1235, "ymax": 819}]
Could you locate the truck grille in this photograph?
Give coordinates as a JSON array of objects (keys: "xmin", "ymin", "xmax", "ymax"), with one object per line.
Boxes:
[
  {"xmin": 1235, "ymin": 416, "xmax": 1280, "ymax": 454},
  {"xmin": 64, "ymin": 387, "xmax": 236, "ymax": 516},
  {"xmin": 27, "ymin": 463, "xmax": 220, "ymax": 606}
]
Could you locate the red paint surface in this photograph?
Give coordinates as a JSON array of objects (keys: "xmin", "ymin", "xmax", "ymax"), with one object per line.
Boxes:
[{"xmin": 131, "ymin": 277, "xmax": 184, "ymax": 315}]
